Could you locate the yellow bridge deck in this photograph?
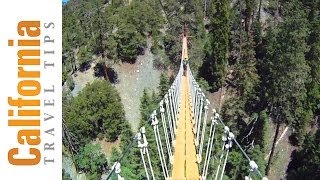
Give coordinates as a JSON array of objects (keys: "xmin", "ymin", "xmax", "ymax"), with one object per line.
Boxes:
[{"xmin": 171, "ymin": 74, "xmax": 199, "ymax": 180}]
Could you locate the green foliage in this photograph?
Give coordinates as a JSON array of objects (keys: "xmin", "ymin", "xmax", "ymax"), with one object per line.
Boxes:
[
  {"xmin": 62, "ymin": 0, "xmax": 164, "ymax": 83},
  {"xmin": 163, "ymin": 33, "xmax": 182, "ymax": 67},
  {"xmin": 116, "ymin": 23, "xmax": 145, "ymax": 62},
  {"xmin": 123, "ymin": 1, "xmax": 164, "ymax": 36},
  {"xmin": 256, "ymin": 110, "xmax": 268, "ymax": 150},
  {"xmin": 196, "ymin": 77, "xmax": 210, "ymax": 92},
  {"xmin": 77, "ymin": 46, "xmax": 92, "ymax": 70},
  {"xmin": 66, "ymin": 76, "xmax": 75, "ymax": 91},
  {"xmin": 248, "ymin": 145, "xmax": 266, "ymax": 177},
  {"xmin": 65, "ymin": 80, "xmax": 126, "ymax": 143},
  {"xmin": 265, "ymin": 0, "xmax": 310, "ymax": 142},
  {"xmin": 140, "ymin": 89, "xmax": 158, "ymax": 122},
  {"xmin": 158, "ymin": 73, "xmax": 170, "ymax": 98},
  {"xmin": 119, "ymin": 147, "xmax": 145, "ymax": 179},
  {"xmin": 201, "ymin": 0, "xmax": 230, "ymax": 91},
  {"xmin": 303, "ymin": 0, "xmax": 320, "ymax": 114},
  {"xmin": 226, "ymin": 151, "xmax": 248, "ymax": 179},
  {"xmin": 62, "ymin": 169, "xmax": 72, "ymax": 180},
  {"xmin": 287, "ymin": 130, "xmax": 320, "ymax": 179},
  {"xmin": 74, "ymin": 143, "xmax": 108, "ymax": 179},
  {"xmin": 220, "ymin": 1, "xmax": 269, "ymax": 177},
  {"xmin": 159, "ymin": 0, "xmax": 206, "ymax": 70},
  {"xmin": 260, "ymin": 0, "xmax": 318, "ymax": 175},
  {"xmin": 105, "ymin": 35, "xmax": 118, "ymax": 61},
  {"xmin": 235, "ymin": 33, "xmax": 260, "ymax": 99}
]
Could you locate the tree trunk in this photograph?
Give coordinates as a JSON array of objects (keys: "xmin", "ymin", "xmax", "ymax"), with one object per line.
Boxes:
[
  {"xmin": 204, "ymin": 0, "xmax": 207, "ymax": 17},
  {"xmin": 102, "ymin": 63, "xmax": 109, "ymax": 81},
  {"xmin": 244, "ymin": 8, "xmax": 252, "ymax": 32},
  {"xmin": 275, "ymin": 0, "xmax": 279, "ymax": 19},
  {"xmin": 239, "ymin": 1, "xmax": 243, "ymax": 60},
  {"xmin": 265, "ymin": 121, "xmax": 281, "ymax": 175},
  {"xmin": 258, "ymin": 0, "xmax": 262, "ymax": 23}
]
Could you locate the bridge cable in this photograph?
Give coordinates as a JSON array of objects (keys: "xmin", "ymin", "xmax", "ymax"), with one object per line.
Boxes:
[
  {"xmin": 165, "ymin": 94, "xmax": 175, "ymax": 141},
  {"xmin": 216, "ymin": 116, "xmax": 264, "ymax": 178},
  {"xmin": 168, "ymin": 90, "xmax": 177, "ymax": 133},
  {"xmin": 214, "ymin": 139, "xmax": 227, "ymax": 180},
  {"xmin": 160, "ymin": 100, "xmax": 173, "ymax": 164},
  {"xmin": 202, "ymin": 111, "xmax": 218, "ymax": 179},
  {"xmin": 193, "ymin": 89, "xmax": 200, "ymax": 136},
  {"xmin": 151, "ymin": 111, "xmax": 169, "ymax": 178},
  {"xmin": 196, "ymin": 92, "xmax": 204, "ymax": 148},
  {"xmin": 138, "ymin": 127, "xmax": 155, "ymax": 180},
  {"xmin": 198, "ymin": 100, "xmax": 210, "ymax": 163}
]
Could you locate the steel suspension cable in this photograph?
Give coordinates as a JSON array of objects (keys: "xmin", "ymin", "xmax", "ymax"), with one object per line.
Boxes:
[
  {"xmin": 143, "ymin": 133, "xmax": 155, "ymax": 179},
  {"xmin": 196, "ymin": 93, "xmax": 204, "ymax": 147},
  {"xmin": 202, "ymin": 113, "xmax": 218, "ymax": 179},
  {"xmin": 219, "ymin": 129, "xmax": 234, "ymax": 180},
  {"xmin": 216, "ymin": 116, "xmax": 264, "ymax": 178},
  {"xmin": 198, "ymin": 99, "xmax": 210, "ymax": 163},
  {"xmin": 214, "ymin": 140, "xmax": 227, "ymax": 180},
  {"xmin": 159, "ymin": 100, "xmax": 173, "ymax": 163},
  {"xmin": 193, "ymin": 90, "xmax": 200, "ymax": 133},
  {"xmin": 151, "ymin": 112, "xmax": 169, "ymax": 178},
  {"xmin": 165, "ymin": 94, "xmax": 175, "ymax": 141},
  {"xmin": 168, "ymin": 91, "xmax": 177, "ymax": 133}
]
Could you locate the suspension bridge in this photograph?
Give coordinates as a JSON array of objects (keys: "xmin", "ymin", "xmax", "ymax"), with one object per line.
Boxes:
[{"xmin": 108, "ymin": 32, "xmax": 268, "ymax": 180}]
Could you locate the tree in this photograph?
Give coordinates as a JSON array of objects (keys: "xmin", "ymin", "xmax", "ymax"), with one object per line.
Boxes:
[
  {"xmin": 158, "ymin": 73, "xmax": 170, "ymax": 98},
  {"xmin": 65, "ymin": 80, "xmax": 126, "ymax": 143},
  {"xmin": 116, "ymin": 23, "xmax": 145, "ymax": 62},
  {"xmin": 287, "ymin": 130, "xmax": 320, "ymax": 179},
  {"xmin": 303, "ymin": 0, "xmax": 320, "ymax": 115},
  {"xmin": 264, "ymin": 1, "xmax": 310, "ymax": 175},
  {"xmin": 77, "ymin": 46, "xmax": 92, "ymax": 71},
  {"xmin": 62, "ymin": 0, "xmax": 165, "ymax": 83},
  {"xmin": 62, "ymin": 169, "xmax": 72, "ymax": 180},
  {"xmin": 226, "ymin": 151, "xmax": 249, "ymax": 179},
  {"xmin": 74, "ymin": 143, "xmax": 108, "ymax": 179},
  {"xmin": 244, "ymin": 0, "xmax": 255, "ymax": 32},
  {"xmin": 233, "ymin": 32, "xmax": 260, "ymax": 101},
  {"xmin": 221, "ymin": 3, "xmax": 266, "ymax": 177},
  {"xmin": 202, "ymin": 0, "xmax": 230, "ymax": 92}
]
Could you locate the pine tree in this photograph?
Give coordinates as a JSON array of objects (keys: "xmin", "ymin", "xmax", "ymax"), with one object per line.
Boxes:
[
  {"xmin": 116, "ymin": 23, "xmax": 146, "ymax": 62},
  {"xmin": 264, "ymin": 1, "xmax": 310, "ymax": 175},
  {"xmin": 158, "ymin": 73, "xmax": 170, "ymax": 98},
  {"xmin": 287, "ymin": 130, "xmax": 320, "ymax": 179},
  {"xmin": 206, "ymin": 0, "xmax": 230, "ymax": 91},
  {"xmin": 65, "ymin": 80, "xmax": 126, "ymax": 143},
  {"xmin": 74, "ymin": 143, "xmax": 108, "ymax": 179},
  {"xmin": 303, "ymin": 0, "xmax": 320, "ymax": 115}
]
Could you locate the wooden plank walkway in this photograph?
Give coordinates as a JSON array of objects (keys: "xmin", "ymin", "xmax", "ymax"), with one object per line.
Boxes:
[{"xmin": 171, "ymin": 74, "xmax": 199, "ymax": 180}]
